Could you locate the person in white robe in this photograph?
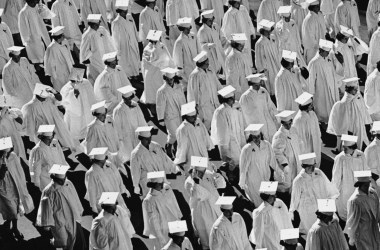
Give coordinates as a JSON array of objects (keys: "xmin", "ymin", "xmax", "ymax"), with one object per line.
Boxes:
[
  {"xmin": 225, "ymin": 33, "xmax": 252, "ymax": 99},
  {"xmin": 172, "ymin": 17, "xmax": 200, "ymax": 90},
  {"xmin": 80, "ymin": 14, "xmax": 116, "ymax": 84},
  {"xmin": 2, "ymin": 46, "xmax": 39, "ymax": 109},
  {"xmin": 364, "ymin": 62, "xmax": 380, "ymax": 121},
  {"xmin": 334, "ymin": 0, "xmax": 360, "ymax": 38},
  {"xmin": 29, "ymin": 125, "xmax": 69, "ymax": 191},
  {"xmin": 112, "ymin": 3, "xmax": 140, "ymax": 78},
  {"xmin": 81, "ymin": 0, "xmax": 110, "ymax": 32},
  {"xmin": 94, "ymin": 52, "xmax": 131, "ymax": 114},
  {"xmin": 292, "ymin": 92, "xmax": 322, "ymax": 167},
  {"xmin": 184, "ymin": 157, "xmax": 221, "ymax": 249},
  {"xmin": 368, "ymin": 24, "xmax": 380, "ymax": 74},
  {"xmin": 36, "ymin": 165, "xmax": 84, "ymax": 250},
  {"xmin": 332, "ymin": 134, "xmax": 368, "ymax": 222},
  {"xmin": 174, "ymin": 103, "xmax": 214, "ymax": 172},
  {"xmin": 275, "ymin": 50, "xmax": 308, "ymax": 112},
  {"xmin": 197, "ymin": 10, "xmax": 226, "ymax": 75},
  {"xmin": 257, "ymin": 0, "xmax": 282, "ymax": 24},
  {"xmin": 163, "ymin": 220, "xmax": 194, "ymax": 250},
  {"xmin": 302, "ymin": 1, "xmax": 327, "ymax": 64},
  {"xmin": 44, "ymin": 26, "xmax": 74, "ymax": 91},
  {"xmin": 211, "ymin": 86, "xmax": 246, "ymax": 166},
  {"xmin": 199, "ymin": 1, "xmax": 224, "ymax": 26},
  {"xmin": 291, "ymin": 0, "xmax": 308, "ymax": 34},
  {"xmin": 290, "ymin": 153, "xmax": 339, "ymax": 237},
  {"xmin": 22, "ymin": 84, "xmax": 77, "ymax": 151},
  {"xmin": 344, "ymin": 171, "xmax": 380, "ymax": 249},
  {"xmin": 210, "ymin": 196, "xmax": 252, "ymax": 250},
  {"xmin": 142, "ymin": 172, "xmax": 183, "ymax": 249},
  {"xmin": 113, "ymin": 86, "xmax": 147, "ymax": 164},
  {"xmin": 0, "ymin": 138, "xmax": 34, "ymax": 240},
  {"xmin": 327, "ymin": 77, "xmax": 372, "ymax": 150},
  {"xmin": 239, "ymin": 124, "xmax": 277, "ymax": 207},
  {"xmin": 131, "ymin": 126, "xmax": 178, "ymax": 197},
  {"xmin": 364, "ymin": 122, "xmax": 380, "ymax": 178},
  {"xmin": 2, "ymin": 0, "xmax": 24, "ymax": 46},
  {"xmin": 0, "ymin": 14, "xmax": 13, "ymax": 76},
  {"xmin": 366, "ymin": 0, "xmax": 380, "ymax": 40},
  {"xmin": 307, "ymin": 39, "xmax": 343, "ymax": 123},
  {"xmin": 334, "ymin": 27, "xmax": 358, "ymax": 81},
  {"xmin": 240, "ymin": 74, "xmax": 279, "ymax": 142},
  {"xmin": 321, "ymin": 0, "xmax": 340, "ymax": 39},
  {"xmin": 60, "ymin": 68, "xmax": 96, "ymax": 141},
  {"xmin": 18, "ymin": 0, "xmax": 51, "ymax": 64},
  {"xmin": 187, "ymin": 51, "xmax": 222, "ymax": 130},
  {"xmin": 272, "ymin": 110, "xmax": 302, "ymax": 193},
  {"xmin": 255, "ymin": 20, "xmax": 281, "ymax": 97},
  {"xmin": 250, "ymin": 181, "xmax": 293, "ymax": 250},
  {"xmin": 89, "ymin": 192, "xmax": 135, "ymax": 250},
  {"xmin": 221, "ymin": 0, "xmax": 255, "ymax": 68}
]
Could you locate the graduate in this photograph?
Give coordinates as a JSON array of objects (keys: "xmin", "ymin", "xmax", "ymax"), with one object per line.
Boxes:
[
  {"xmin": 85, "ymin": 148, "xmax": 130, "ymax": 214},
  {"xmin": 142, "ymin": 171, "xmax": 183, "ymax": 249},
  {"xmin": 305, "ymin": 199, "xmax": 348, "ymax": 250},
  {"xmin": 257, "ymin": 0, "xmax": 282, "ymax": 24},
  {"xmin": 163, "ymin": 220, "xmax": 194, "ymax": 250},
  {"xmin": 275, "ymin": 50, "xmax": 308, "ymax": 112},
  {"xmin": 89, "ymin": 192, "xmax": 135, "ymax": 250},
  {"xmin": 255, "ymin": 19, "xmax": 281, "ymax": 97},
  {"xmin": 239, "ymin": 124, "xmax": 277, "ymax": 207},
  {"xmin": 44, "ymin": 26, "xmax": 75, "ymax": 91},
  {"xmin": 113, "ymin": 85, "xmax": 147, "ymax": 164},
  {"xmin": 0, "ymin": 9, "xmax": 13, "ymax": 76},
  {"xmin": 291, "ymin": 0, "xmax": 308, "ymax": 34},
  {"xmin": 60, "ymin": 68, "xmax": 96, "ymax": 141},
  {"xmin": 364, "ymin": 61, "xmax": 380, "ymax": 121},
  {"xmin": 366, "ymin": 0, "xmax": 380, "ymax": 40},
  {"xmin": 2, "ymin": 46, "xmax": 39, "ymax": 109},
  {"xmin": 327, "ymin": 77, "xmax": 372, "ymax": 151},
  {"xmin": 81, "ymin": 0, "xmax": 110, "ymax": 32},
  {"xmin": 280, "ymin": 228, "xmax": 304, "ymax": 250},
  {"xmin": 112, "ymin": 0, "xmax": 140, "ymax": 78},
  {"xmin": 199, "ymin": 1, "xmax": 224, "ymax": 26},
  {"xmin": 156, "ymin": 67, "xmax": 186, "ymax": 158},
  {"xmin": 184, "ymin": 156, "xmax": 221, "ymax": 249},
  {"xmin": 80, "ymin": 14, "xmax": 116, "ymax": 84},
  {"xmin": 334, "ymin": 0, "xmax": 360, "ymax": 38},
  {"xmin": 364, "ymin": 122, "xmax": 380, "ymax": 178},
  {"xmin": 334, "ymin": 26, "xmax": 358, "ymax": 80},
  {"xmin": 225, "ymin": 33, "xmax": 252, "ymax": 99},
  {"xmin": 172, "ymin": 17, "xmax": 200, "ymax": 90},
  {"xmin": 18, "ymin": 0, "xmax": 51, "ymax": 65},
  {"xmin": 345, "ymin": 171, "xmax": 380, "ymax": 249},
  {"xmin": 240, "ymin": 73, "xmax": 279, "ymax": 142},
  {"xmin": 211, "ymin": 85, "xmax": 246, "ymax": 166},
  {"xmin": 36, "ymin": 164, "xmax": 84, "ymax": 250},
  {"xmin": 94, "ymin": 51, "xmax": 131, "ymax": 114},
  {"xmin": 187, "ymin": 51, "xmax": 222, "ymax": 130},
  {"xmin": 29, "ymin": 125, "xmax": 69, "ymax": 191},
  {"xmin": 2, "ymin": 0, "xmax": 23, "ymax": 47},
  {"xmin": 174, "ymin": 103, "xmax": 214, "ymax": 171},
  {"xmin": 292, "ymin": 92, "xmax": 322, "ymax": 167},
  {"xmin": 290, "ymin": 153, "xmax": 339, "ymax": 237},
  {"xmin": 250, "ymin": 181, "xmax": 293, "ymax": 250},
  {"xmin": 367, "ymin": 17, "xmax": 380, "ymax": 75},
  {"xmin": 0, "ymin": 137, "xmax": 34, "ymax": 241},
  {"xmin": 209, "ymin": 196, "xmax": 252, "ymax": 250}
]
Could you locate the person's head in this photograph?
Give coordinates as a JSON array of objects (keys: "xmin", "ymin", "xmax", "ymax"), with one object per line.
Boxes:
[
  {"xmin": 116, "ymin": 7, "xmax": 128, "ymax": 18},
  {"xmin": 38, "ymin": 132, "xmax": 55, "ymax": 146},
  {"xmin": 90, "ymin": 147, "xmax": 109, "ymax": 167},
  {"xmin": 281, "ymin": 58, "xmax": 295, "ymax": 70},
  {"xmin": 228, "ymin": 0, "xmax": 241, "ymax": 9},
  {"xmin": 318, "ymin": 48, "xmax": 330, "ymax": 57},
  {"xmin": 202, "ymin": 16, "xmax": 214, "ymax": 27},
  {"xmin": 356, "ymin": 181, "xmax": 371, "ymax": 193},
  {"xmin": 281, "ymin": 119, "xmax": 293, "ymax": 130},
  {"xmin": 101, "ymin": 203, "xmax": 118, "ymax": 215},
  {"xmin": 147, "ymin": 178, "xmax": 164, "ymax": 191},
  {"xmin": 104, "ymin": 52, "xmax": 119, "ymax": 69},
  {"xmin": 316, "ymin": 211, "xmax": 334, "ymax": 224},
  {"xmin": 298, "ymin": 102, "xmax": 313, "ymax": 112},
  {"xmin": 196, "ymin": 58, "xmax": 209, "ymax": 70},
  {"xmin": 168, "ymin": 232, "xmax": 185, "ymax": 246},
  {"xmin": 9, "ymin": 51, "xmax": 21, "ymax": 63},
  {"xmin": 88, "ymin": 21, "xmax": 101, "ymax": 31},
  {"xmin": 146, "ymin": 0, "xmax": 156, "ymax": 8},
  {"xmin": 259, "ymin": 27, "xmax": 273, "ymax": 37},
  {"xmin": 354, "ymin": 171, "xmax": 372, "ymax": 193},
  {"xmin": 178, "ymin": 22, "xmax": 192, "ymax": 35},
  {"xmin": 260, "ymin": 192, "xmax": 276, "ymax": 205},
  {"xmin": 184, "ymin": 113, "xmax": 197, "ymax": 125},
  {"xmin": 245, "ymin": 124, "xmax": 263, "ymax": 144},
  {"xmin": 51, "ymin": 173, "xmax": 66, "ymax": 185},
  {"xmin": 52, "ymin": 33, "xmax": 65, "ymax": 44},
  {"xmin": 342, "ymin": 135, "xmax": 358, "ymax": 154},
  {"xmin": 345, "ymin": 85, "xmax": 358, "ymax": 95},
  {"xmin": 336, "ymin": 32, "xmax": 349, "ymax": 44},
  {"xmin": 218, "ymin": 86, "xmax": 236, "ymax": 107},
  {"xmin": 26, "ymin": 0, "xmax": 39, "ymax": 8},
  {"xmin": 301, "ymin": 161, "xmax": 316, "ymax": 174},
  {"xmin": 247, "ymin": 73, "xmax": 266, "ymax": 90},
  {"xmin": 300, "ymin": 153, "xmax": 317, "ymax": 173},
  {"xmin": 308, "ymin": 2, "xmax": 320, "ymax": 13},
  {"xmin": 49, "ymin": 164, "xmax": 70, "ymax": 186},
  {"xmin": 192, "ymin": 166, "xmax": 206, "ymax": 180},
  {"xmin": 230, "ymin": 40, "xmax": 245, "ymax": 51},
  {"xmin": 99, "ymin": 192, "xmax": 119, "ymax": 215},
  {"xmin": 92, "ymin": 107, "xmax": 107, "ymax": 123},
  {"xmin": 137, "ymin": 126, "xmax": 154, "ymax": 147},
  {"xmin": 221, "ymin": 206, "xmax": 234, "ymax": 220}
]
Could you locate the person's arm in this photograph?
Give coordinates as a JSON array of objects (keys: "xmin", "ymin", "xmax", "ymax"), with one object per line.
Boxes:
[
  {"xmin": 143, "ymin": 199, "xmax": 166, "ymax": 246},
  {"xmin": 174, "ymin": 127, "xmax": 189, "ymax": 165},
  {"xmin": 331, "ymin": 156, "xmax": 343, "ymax": 195},
  {"xmin": 18, "ymin": 11, "xmax": 30, "ymax": 47},
  {"xmin": 238, "ymin": 146, "xmax": 249, "ymax": 189},
  {"xmin": 155, "ymin": 90, "xmax": 166, "ymax": 122},
  {"xmin": 345, "ymin": 199, "xmax": 361, "ymax": 245},
  {"xmin": 130, "ymin": 153, "xmax": 142, "ymax": 194},
  {"xmin": 272, "ymin": 135, "xmax": 289, "ymax": 167},
  {"xmin": 289, "ymin": 178, "xmax": 302, "ymax": 213}
]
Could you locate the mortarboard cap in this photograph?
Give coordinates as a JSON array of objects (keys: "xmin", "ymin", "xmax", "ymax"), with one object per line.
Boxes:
[
  {"xmin": 37, "ymin": 124, "xmax": 55, "ymax": 136},
  {"xmin": 7, "ymin": 46, "xmax": 24, "ymax": 55},
  {"xmin": 136, "ymin": 126, "xmax": 154, "ymax": 137},
  {"xmin": 259, "ymin": 181, "xmax": 278, "ymax": 195},
  {"xmin": 115, "ymin": 0, "xmax": 129, "ymax": 10},
  {"xmin": 218, "ymin": 85, "xmax": 236, "ymax": 98},
  {"xmin": 319, "ymin": 39, "xmax": 333, "ymax": 51},
  {"xmin": 354, "ymin": 171, "xmax": 372, "ymax": 183},
  {"xmin": 299, "ymin": 153, "xmax": 317, "ymax": 165},
  {"xmin": 215, "ymin": 196, "xmax": 236, "ymax": 209},
  {"xmin": 49, "ymin": 26, "xmax": 65, "ymax": 36},
  {"xmin": 147, "ymin": 171, "xmax": 165, "ymax": 183},
  {"xmin": 341, "ymin": 134, "xmax": 358, "ymax": 147},
  {"xmin": 306, "ymin": 0, "xmax": 319, "ymax": 5},
  {"xmin": 258, "ymin": 19, "xmax": 275, "ymax": 31},
  {"xmin": 102, "ymin": 51, "xmax": 118, "ymax": 62},
  {"xmin": 33, "ymin": 83, "xmax": 51, "ymax": 98},
  {"xmin": 231, "ymin": 33, "xmax": 247, "ymax": 43},
  {"xmin": 340, "ymin": 25, "xmax": 354, "ymax": 37},
  {"xmin": 191, "ymin": 156, "xmax": 208, "ymax": 168},
  {"xmin": 275, "ymin": 110, "xmax": 296, "ymax": 122},
  {"xmin": 371, "ymin": 121, "xmax": 380, "ymax": 133},
  {"xmin": 280, "ymin": 228, "xmax": 299, "ymax": 240},
  {"xmin": 181, "ymin": 101, "xmax": 196, "ymax": 116},
  {"xmin": 295, "ymin": 92, "xmax": 313, "ymax": 106},
  {"xmin": 0, "ymin": 95, "xmax": 17, "ymax": 108},
  {"xmin": 177, "ymin": 17, "xmax": 192, "ymax": 28},
  {"xmin": 49, "ymin": 164, "xmax": 70, "ymax": 176},
  {"xmin": 87, "ymin": 14, "xmax": 102, "ymax": 22},
  {"xmin": 244, "ymin": 124, "xmax": 264, "ymax": 135},
  {"xmin": 201, "ymin": 9, "xmax": 215, "ymax": 19},
  {"xmin": 193, "ymin": 51, "xmax": 208, "ymax": 63},
  {"xmin": 99, "ymin": 192, "xmax": 119, "ymax": 205},
  {"xmin": 246, "ymin": 73, "xmax": 267, "ymax": 83},
  {"xmin": 161, "ymin": 67, "xmax": 180, "ymax": 78},
  {"xmin": 282, "ymin": 50, "xmax": 297, "ymax": 62},
  {"xmin": 0, "ymin": 9, "xmax": 4, "ymax": 17},
  {"xmin": 89, "ymin": 147, "xmax": 108, "ymax": 160},
  {"xmin": 0, "ymin": 137, "xmax": 12, "ymax": 151},
  {"xmin": 117, "ymin": 85, "xmax": 136, "ymax": 98},
  {"xmin": 342, "ymin": 77, "xmax": 360, "ymax": 87},
  {"xmin": 69, "ymin": 67, "xmax": 85, "ymax": 81},
  {"xmin": 168, "ymin": 220, "xmax": 188, "ymax": 235},
  {"xmin": 147, "ymin": 30, "xmax": 162, "ymax": 41},
  {"xmin": 317, "ymin": 199, "xmax": 336, "ymax": 213},
  {"xmin": 277, "ymin": 6, "xmax": 292, "ymax": 16},
  {"xmin": 91, "ymin": 100, "xmax": 106, "ymax": 113}
]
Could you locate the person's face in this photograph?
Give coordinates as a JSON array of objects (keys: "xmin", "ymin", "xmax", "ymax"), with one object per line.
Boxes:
[
  {"xmin": 89, "ymin": 21, "xmax": 101, "ymax": 31},
  {"xmin": 340, "ymin": 36, "xmax": 349, "ymax": 44},
  {"xmin": 172, "ymin": 235, "xmax": 185, "ymax": 245},
  {"xmin": 250, "ymin": 81, "xmax": 261, "ymax": 90},
  {"xmin": 108, "ymin": 58, "xmax": 118, "ymax": 69},
  {"xmin": 266, "ymin": 194, "xmax": 276, "ymax": 205},
  {"xmin": 322, "ymin": 213, "xmax": 334, "ymax": 224},
  {"xmin": 262, "ymin": 29, "xmax": 272, "ymax": 37},
  {"xmin": 303, "ymin": 163, "xmax": 316, "ymax": 174},
  {"xmin": 306, "ymin": 102, "xmax": 314, "ymax": 112},
  {"xmin": 205, "ymin": 18, "xmax": 214, "ymax": 27},
  {"xmin": 283, "ymin": 15, "xmax": 291, "ymax": 22},
  {"xmin": 53, "ymin": 175, "xmax": 66, "ymax": 186},
  {"xmin": 226, "ymin": 96, "xmax": 235, "ymax": 106},
  {"xmin": 232, "ymin": 1, "xmax": 241, "ymax": 9},
  {"xmin": 343, "ymin": 145, "xmax": 355, "ymax": 154},
  {"xmin": 286, "ymin": 61, "xmax": 295, "ymax": 70},
  {"xmin": 222, "ymin": 208, "xmax": 234, "ymax": 219},
  {"xmin": 41, "ymin": 134, "xmax": 55, "ymax": 146},
  {"xmin": 185, "ymin": 114, "xmax": 197, "ymax": 125},
  {"xmin": 235, "ymin": 42, "xmax": 245, "ymax": 52},
  {"xmin": 122, "ymin": 94, "xmax": 134, "ymax": 106},
  {"xmin": 311, "ymin": 4, "xmax": 320, "ymax": 13},
  {"xmin": 319, "ymin": 49, "xmax": 330, "ymax": 58},
  {"xmin": 96, "ymin": 110, "xmax": 107, "ymax": 122},
  {"xmin": 201, "ymin": 59, "xmax": 210, "ymax": 70},
  {"xmin": 153, "ymin": 181, "xmax": 164, "ymax": 191},
  {"xmin": 11, "ymin": 53, "xmax": 21, "ymax": 63},
  {"xmin": 165, "ymin": 76, "xmax": 175, "ymax": 86},
  {"xmin": 26, "ymin": 0, "xmax": 39, "ymax": 7},
  {"xmin": 193, "ymin": 168, "xmax": 206, "ymax": 180},
  {"xmin": 348, "ymin": 86, "xmax": 358, "ymax": 96},
  {"xmin": 251, "ymin": 134, "xmax": 261, "ymax": 145},
  {"xmin": 104, "ymin": 204, "xmax": 117, "ymax": 215},
  {"xmin": 140, "ymin": 136, "xmax": 152, "ymax": 147},
  {"xmin": 283, "ymin": 119, "xmax": 293, "ymax": 130},
  {"xmin": 182, "ymin": 26, "xmax": 192, "ymax": 34},
  {"xmin": 119, "ymin": 9, "xmax": 128, "ymax": 18},
  {"xmin": 359, "ymin": 181, "xmax": 371, "ymax": 194}
]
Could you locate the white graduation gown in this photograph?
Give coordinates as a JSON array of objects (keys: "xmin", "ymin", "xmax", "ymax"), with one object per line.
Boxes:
[
  {"xmin": 139, "ymin": 6, "xmax": 168, "ymax": 48},
  {"xmin": 334, "ymin": 40, "xmax": 357, "ymax": 80},
  {"xmin": 366, "ymin": 0, "xmax": 380, "ymax": 39},
  {"xmin": 302, "ymin": 11, "xmax": 327, "ymax": 64},
  {"xmin": 364, "ymin": 69, "xmax": 380, "ymax": 120},
  {"xmin": 334, "ymin": 1, "xmax": 361, "ymax": 38},
  {"xmin": 81, "ymin": 0, "xmax": 110, "ymax": 32},
  {"xmin": 225, "ymin": 48, "xmax": 251, "ymax": 99},
  {"xmin": 199, "ymin": 0, "xmax": 225, "ymax": 26},
  {"xmin": 291, "ymin": 1, "xmax": 308, "ymax": 34},
  {"xmin": 367, "ymin": 27, "xmax": 380, "ymax": 75},
  {"xmin": 257, "ymin": 0, "xmax": 282, "ymax": 24},
  {"xmin": 364, "ymin": 138, "xmax": 380, "ymax": 177},
  {"xmin": 2, "ymin": 0, "xmax": 23, "ymax": 34},
  {"xmin": 0, "ymin": 22, "xmax": 13, "ymax": 73}
]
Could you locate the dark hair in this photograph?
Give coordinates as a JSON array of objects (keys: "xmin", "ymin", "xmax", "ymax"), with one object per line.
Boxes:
[
  {"xmin": 281, "ymin": 58, "xmax": 293, "ymax": 68},
  {"xmin": 354, "ymin": 181, "xmax": 370, "ymax": 188},
  {"xmin": 346, "ymin": 143, "xmax": 358, "ymax": 150},
  {"xmin": 219, "ymin": 96, "xmax": 234, "ymax": 104},
  {"xmin": 196, "ymin": 59, "xmax": 208, "ymax": 68},
  {"xmin": 280, "ymin": 119, "xmax": 292, "ymax": 125},
  {"xmin": 376, "ymin": 61, "xmax": 380, "ymax": 71},
  {"xmin": 335, "ymin": 32, "xmax": 346, "ymax": 41},
  {"xmin": 345, "ymin": 85, "xmax": 357, "ymax": 93},
  {"xmin": 147, "ymin": 182, "xmax": 155, "ymax": 188},
  {"xmin": 246, "ymin": 133, "xmax": 264, "ymax": 143},
  {"xmin": 259, "ymin": 28, "xmax": 266, "ymax": 35},
  {"xmin": 178, "ymin": 26, "xmax": 189, "ymax": 32},
  {"xmin": 52, "ymin": 34, "xmax": 64, "ymax": 41},
  {"xmin": 115, "ymin": 8, "xmax": 125, "ymax": 14},
  {"xmin": 299, "ymin": 103, "xmax": 311, "ymax": 111},
  {"xmin": 259, "ymin": 192, "xmax": 271, "ymax": 201},
  {"xmin": 230, "ymin": 40, "xmax": 241, "ymax": 49}
]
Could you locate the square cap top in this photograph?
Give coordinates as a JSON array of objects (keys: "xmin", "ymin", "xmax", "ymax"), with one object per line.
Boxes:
[
  {"xmin": 340, "ymin": 25, "xmax": 354, "ymax": 37},
  {"xmin": 37, "ymin": 124, "xmax": 55, "ymax": 134},
  {"xmin": 191, "ymin": 156, "xmax": 208, "ymax": 168},
  {"xmin": 277, "ymin": 5, "xmax": 292, "ymax": 15},
  {"xmin": 102, "ymin": 51, "xmax": 118, "ymax": 62},
  {"xmin": 342, "ymin": 77, "xmax": 360, "ymax": 87},
  {"xmin": 117, "ymin": 85, "xmax": 136, "ymax": 97},
  {"xmin": 246, "ymin": 73, "xmax": 267, "ymax": 83},
  {"xmin": 0, "ymin": 95, "xmax": 17, "ymax": 108},
  {"xmin": 7, "ymin": 46, "xmax": 24, "ymax": 55},
  {"xmin": 0, "ymin": 9, "xmax": 3, "ymax": 17},
  {"xmin": 161, "ymin": 67, "xmax": 180, "ymax": 78},
  {"xmin": 49, "ymin": 164, "xmax": 70, "ymax": 175},
  {"xmin": 282, "ymin": 50, "xmax": 297, "ymax": 62},
  {"xmin": 341, "ymin": 134, "xmax": 358, "ymax": 146},
  {"xmin": 33, "ymin": 83, "xmax": 51, "ymax": 98},
  {"xmin": 193, "ymin": 51, "xmax": 208, "ymax": 63},
  {"xmin": 306, "ymin": 0, "xmax": 319, "ymax": 5},
  {"xmin": 147, "ymin": 171, "xmax": 165, "ymax": 180},
  {"xmin": 201, "ymin": 9, "xmax": 215, "ymax": 18},
  {"xmin": 319, "ymin": 39, "xmax": 333, "ymax": 51},
  {"xmin": 0, "ymin": 137, "xmax": 12, "ymax": 151},
  {"xmin": 259, "ymin": 181, "xmax": 278, "ymax": 195},
  {"xmin": 135, "ymin": 126, "xmax": 154, "ymax": 137},
  {"xmin": 231, "ymin": 33, "xmax": 247, "ymax": 42},
  {"xmin": 89, "ymin": 147, "xmax": 108, "ymax": 156},
  {"xmin": 115, "ymin": 0, "xmax": 129, "ymax": 10},
  {"xmin": 371, "ymin": 121, "xmax": 380, "ymax": 133},
  {"xmin": 91, "ymin": 100, "xmax": 106, "ymax": 112},
  {"xmin": 49, "ymin": 26, "xmax": 65, "ymax": 36},
  {"xmin": 147, "ymin": 30, "xmax": 162, "ymax": 41},
  {"xmin": 39, "ymin": 5, "xmax": 56, "ymax": 19},
  {"xmin": 258, "ymin": 19, "xmax": 275, "ymax": 30},
  {"xmin": 317, "ymin": 199, "xmax": 336, "ymax": 213},
  {"xmin": 218, "ymin": 85, "xmax": 236, "ymax": 98},
  {"xmin": 295, "ymin": 92, "xmax": 313, "ymax": 106},
  {"xmin": 280, "ymin": 228, "xmax": 299, "ymax": 240},
  {"xmin": 69, "ymin": 67, "xmax": 85, "ymax": 81},
  {"xmin": 99, "ymin": 192, "xmax": 119, "ymax": 205},
  {"xmin": 245, "ymin": 124, "xmax": 264, "ymax": 135},
  {"xmin": 87, "ymin": 14, "xmax": 102, "ymax": 22},
  {"xmin": 181, "ymin": 101, "xmax": 196, "ymax": 116},
  {"xmin": 215, "ymin": 196, "xmax": 236, "ymax": 208},
  {"xmin": 177, "ymin": 17, "xmax": 192, "ymax": 27},
  {"xmin": 354, "ymin": 171, "xmax": 372, "ymax": 182},
  {"xmin": 168, "ymin": 220, "xmax": 188, "ymax": 234},
  {"xmin": 275, "ymin": 110, "xmax": 296, "ymax": 122},
  {"xmin": 299, "ymin": 153, "xmax": 317, "ymax": 164}
]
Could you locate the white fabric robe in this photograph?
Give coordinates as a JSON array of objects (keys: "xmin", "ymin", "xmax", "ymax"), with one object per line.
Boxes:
[
  {"xmin": 366, "ymin": 0, "xmax": 380, "ymax": 39},
  {"xmin": 94, "ymin": 66, "xmax": 131, "ymax": 114},
  {"xmin": 111, "ymin": 14, "xmax": 140, "ymax": 77},
  {"xmin": 2, "ymin": 58, "xmax": 39, "ymax": 109},
  {"xmin": 225, "ymin": 48, "xmax": 251, "ymax": 99},
  {"xmin": 199, "ymin": 0, "xmax": 225, "ymax": 26},
  {"xmin": 240, "ymin": 86, "xmax": 279, "ymax": 142},
  {"xmin": 368, "ymin": 28, "xmax": 380, "ymax": 76},
  {"xmin": 210, "ymin": 213, "xmax": 252, "ymax": 250},
  {"xmin": 332, "ymin": 150, "xmax": 368, "ymax": 221},
  {"xmin": 334, "ymin": 1, "xmax": 361, "ymax": 38},
  {"xmin": 162, "ymin": 237, "xmax": 194, "ymax": 250},
  {"xmin": 166, "ymin": 0, "xmax": 199, "ymax": 36},
  {"xmin": 292, "ymin": 110, "xmax": 322, "ymax": 167},
  {"xmin": 239, "ymin": 141, "xmax": 277, "ymax": 206},
  {"xmin": 187, "ymin": 67, "xmax": 221, "ymax": 130},
  {"xmin": 44, "ymin": 39, "xmax": 74, "ymax": 91},
  {"xmin": 81, "ymin": 0, "xmax": 109, "ymax": 32},
  {"xmin": 211, "ymin": 103, "xmax": 246, "ymax": 166},
  {"xmin": 139, "ymin": 6, "xmax": 168, "ymax": 47},
  {"xmin": 113, "ymin": 101, "xmax": 147, "ymax": 163},
  {"xmin": 327, "ymin": 92, "xmax": 372, "ymax": 149},
  {"xmin": 364, "ymin": 69, "xmax": 380, "ymax": 120},
  {"xmin": 80, "ymin": 26, "xmax": 115, "ymax": 84},
  {"xmin": 257, "ymin": 0, "xmax": 282, "ymax": 24},
  {"xmin": 334, "ymin": 40, "xmax": 357, "ymax": 81},
  {"xmin": 2, "ymin": 0, "xmax": 23, "ymax": 34},
  {"xmin": 290, "ymin": 169, "xmax": 339, "ymax": 235},
  {"xmin": 250, "ymin": 199, "xmax": 293, "ymax": 250},
  {"xmin": 302, "ymin": 11, "xmax": 327, "ymax": 64},
  {"xmin": 255, "ymin": 35, "xmax": 281, "ymax": 96},
  {"xmin": 291, "ymin": 1, "xmax": 308, "ymax": 34},
  {"xmin": 364, "ymin": 138, "xmax": 380, "ymax": 176},
  {"xmin": 0, "ymin": 22, "xmax": 13, "ymax": 73},
  {"xmin": 184, "ymin": 171, "xmax": 221, "ymax": 249},
  {"xmin": 60, "ymin": 79, "xmax": 96, "ymax": 140}
]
